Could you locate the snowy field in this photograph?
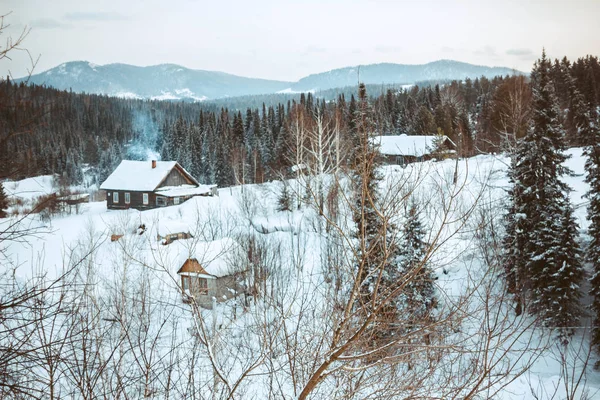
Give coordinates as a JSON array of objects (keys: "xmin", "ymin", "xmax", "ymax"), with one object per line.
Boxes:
[{"xmin": 1, "ymin": 149, "xmax": 600, "ymax": 399}]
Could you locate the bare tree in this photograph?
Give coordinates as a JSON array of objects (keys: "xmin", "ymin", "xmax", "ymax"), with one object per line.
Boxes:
[{"xmin": 489, "ymin": 75, "xmax": 532, "ymax": 153}]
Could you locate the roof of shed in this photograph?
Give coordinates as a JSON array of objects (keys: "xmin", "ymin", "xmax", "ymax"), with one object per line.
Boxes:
[
  {"xmin": 174, "ymin": 238, "xmax": 242, "ymax": 278},
  {"xmin": 374, "ymin": 134, "xmax": 454, "ymax": 157}
]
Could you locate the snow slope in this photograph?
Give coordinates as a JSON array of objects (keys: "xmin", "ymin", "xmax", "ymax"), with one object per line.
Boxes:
[{"xmin": 1, "ymin": 149, "xmax": 599, "ymax": 398}]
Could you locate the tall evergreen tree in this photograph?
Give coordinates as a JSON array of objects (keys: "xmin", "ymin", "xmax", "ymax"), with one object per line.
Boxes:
[
  {"xmin": 550, "ymin": 197, "xmax": 584, "ymax": 333},
  {"xmin": 503, "ymin": 50, "xmax": 583, "ymax": 332},
  {"xmin": 583, "ymin": 110, "xmax": 600, "ymax": 357},
  {"xmin": 564, "ymin": 62, "xmax": 597, "ymax": 146},
  {"xmin": 502, "ymin": 152, "xmax": 521, "ymax": 298},
  {"xmin": 0, "ymin": 182, "xmax": 8, "ymax": 218},
  {"xmin": 353, "ymin": 83, "xmax": 382, "ymax": 273},
  {"xmin": 352, "ymin": 83, "xmax": 401, "ymax": 344},
  {"xmin": 353, "ymin": 83, "xmax": 381, "ymax": 289},
  {"xmin": 397, "ymin": 202, "xmax": 437, "ymax": 321}
]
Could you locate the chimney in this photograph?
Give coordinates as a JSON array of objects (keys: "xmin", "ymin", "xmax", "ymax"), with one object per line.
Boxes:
[{"xmin": 151, "ymin": 160, "xmax": 157, "ymax": 169}]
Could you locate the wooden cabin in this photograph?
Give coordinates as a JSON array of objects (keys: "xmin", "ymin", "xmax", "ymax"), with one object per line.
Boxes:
[
  {"xmin": 374, "ymin": 134, "xmax": 456, "ymax": 165},
  {"xmin": 176, "ymin": 238, "xmax": 242, "ymax": 309},
  {"xmin": 100, "ymin": 160, "xmax": 217, "ymax": 210},
  {"xmin": 178, "ymin": 259, "xmax": 213, "ymax": 296}
]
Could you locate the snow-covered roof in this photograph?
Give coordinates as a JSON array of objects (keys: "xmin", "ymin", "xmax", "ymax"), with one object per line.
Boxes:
[
  {"xmin": 155, "ymin": 184, "xmax": 216, "ymax": 198},
  {"xmin": 374, "ymin": 134, "xmax": 451, "ymax": 157},
  {"xmin": 58, "ymin": 193, "xmax": 89, "ymax": 201},
  {"xmin": 175, "ymin": 238, "xmax": 242, "ymax": 278},
  {"xmin": 100, "ymin": 160, "xmax": 199, "ymax": 191},
  {"xmin": 290, "ymin": 163, "xmax": 307, "ymax": 172}
]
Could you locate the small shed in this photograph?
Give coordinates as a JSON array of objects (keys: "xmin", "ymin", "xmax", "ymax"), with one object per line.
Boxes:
[
  {"xmin": 176, "ymin": 238, "xmax": 243, "ymax": 308},
  {"xmin": 157, "ymin": 220, "xmax": 193, "ymax": 244},
  {"xmin": 374, "ymin": 134, "xmax": 456, "ymax": 165}
]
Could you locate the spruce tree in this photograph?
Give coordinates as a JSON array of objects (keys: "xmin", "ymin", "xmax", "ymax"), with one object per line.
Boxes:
[
  {"xmin": 0, "ymin": 182, "xmax": 8, "ymax": 218},
  {"xmin": 352, "ymin": 84, "xmax": 382, "ymax": 296},
  {"xmin": 550, "ymin": 197, "xmax": 584, "ymax": 333},
  {"xmin": 353, "ymin": 83, "xmax": 383, "ymax": 284},
  {"xmin": 564, "ymin": 62, "xmax": 597, "ymax": 147},
  {"xmin": 583, "ymin": 112, "xmax": 600, "ymax": 356},
  {"xmin": 367, "ymin": 219, "xmax": 403, "ymax": 344},
  {"xmin": 397, "ymin": 202, "xmax": 437, "ymax": 321},
  {"xmin": 352, "ymin": 83, "xmax": 402, "ymax": 344},
  {"xmin": 277, "ymin": 182, "xmax": 292, "ymax": 212},
  {"xmin": 503, "ymin": 50, "xmax": 583, "ymax": 332}
]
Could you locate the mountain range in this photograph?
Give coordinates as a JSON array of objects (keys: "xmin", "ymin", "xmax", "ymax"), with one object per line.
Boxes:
[{"xmin": 17, "ymin": 60, "xmax": 523, "ymax": 101}]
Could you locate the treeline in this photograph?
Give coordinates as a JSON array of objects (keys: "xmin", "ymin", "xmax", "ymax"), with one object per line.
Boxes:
[
  {"xmin": 202, "ymin": 80, "xmax": 452, "ymax": 111},
  {"xmin": 501, "ymin": 51, "xmax": 600, "ymax": 362},
  {"xmin": 0, "ymin": 81, "xmax": 221, "ymax": 182},
  {"xmin": 1, "ymin": 54, "xmax": 599, "ymax": 187}
]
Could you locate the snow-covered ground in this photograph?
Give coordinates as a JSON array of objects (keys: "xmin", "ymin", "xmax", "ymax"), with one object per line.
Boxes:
[{"xmin": 1, "ymin": 149, "xmax": 599, "ymax": 399}]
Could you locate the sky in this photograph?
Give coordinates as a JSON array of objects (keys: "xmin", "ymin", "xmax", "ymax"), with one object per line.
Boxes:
[{"xmin": 1, "ymin": 0, "xmax": 599, "ymax": 82}]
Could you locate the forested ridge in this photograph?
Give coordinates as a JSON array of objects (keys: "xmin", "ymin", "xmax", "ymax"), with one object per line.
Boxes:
[{"xmin": 1, "ymin": 55, "xmax": 599, "ymax": 188}]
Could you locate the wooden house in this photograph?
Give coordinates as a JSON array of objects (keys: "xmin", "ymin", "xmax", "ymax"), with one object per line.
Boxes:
[
  {"xmin": 374, "ymin": 134, "xmax": 456, "ymax": 165},
  {"xmin": 176, "ymin": 238, "xmax": 243, "ymax": 308},
  {"xmin": 100, "ymin": 160, "xmax": 217, "ymax": 210}
]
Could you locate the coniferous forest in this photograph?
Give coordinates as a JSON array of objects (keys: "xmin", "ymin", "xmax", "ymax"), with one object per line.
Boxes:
[{"xmin": 2, "ymin": 54, "xmax": 598, "ymax": 187}]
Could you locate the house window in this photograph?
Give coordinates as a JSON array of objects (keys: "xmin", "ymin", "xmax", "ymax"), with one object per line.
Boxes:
[
  {"xmin": 194, "ymin": 277, "xmax": 209, "ymax": 295},
  {"xmin": 181, "ymin": 276, "xmax": 208, "ymax": 295},
  {"xmin": 113, "ymin": 192, "xmax": 119, "ymax": 203},
  {"xmin": 143, "ymin": 193, "xmax": 149, "ymax": 205},
  {"xmin": 156, "ymin": 196, "xmax": 166, "ymax": 207},
  {"xmin": 125, "ymin": 192, "xmax": 130, "ymax": 204},
  {"xmin": 174, "ymin": 197, "xmax": 180, "ymax": 205}
]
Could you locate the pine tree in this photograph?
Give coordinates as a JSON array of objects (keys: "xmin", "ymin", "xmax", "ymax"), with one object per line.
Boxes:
[
  {"xmin": 353, "ymin": 83, "xmax": 382, "ymax": 270},
  {"xmin": 583, "ymin": 115, "xmax": 600, "ymax": 356},
  {"xmin": 503, "ymin": 50, "xmax": 583, "ymax": 332},
  {"xmin": 351, "ymin": 83, "xmax": 400, "ymax": 343},
  {"xmin": 550, "ymin": 197, "xmax": 584, "ymax": 333},
  {"xmin": 412, "ymin": 106, "xmax": 436, "ymax": 135},
  {"xmin": 0, "ymin": 182, "xmax": 8, "ymax": 218},
  {"xmin": 366, "ymin": 219, "xmax": 403, "ymax": 344},
  {"xmin": 502, "ymin": 153, "xmax": 527, "ymax": 315},
  {"xmin": 564, "ymin": 62, "xmax": 597, "ymax": 147},
  {"xmin": 190, "ymin": 125, "xmax": 205, "ymax": 182},
  {"xmin": 395, "ymin": 106, "xmax": 409, "ymax": 135},
  {"xmin": 277, "ymin": 181, "xmax": 292, "ymax": 212},
  {"xmin": 397, "ymin": 202, "xmax": 437, "ymax": 321},
  {"xmin": 353, "ymin": 84, "xmax": 381, "ymax": 284}
]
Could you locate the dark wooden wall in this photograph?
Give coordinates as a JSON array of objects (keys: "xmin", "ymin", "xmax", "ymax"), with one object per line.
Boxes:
[{"xmin": 158, "ymin": 167, "xmax": 195, "ymax": 188}]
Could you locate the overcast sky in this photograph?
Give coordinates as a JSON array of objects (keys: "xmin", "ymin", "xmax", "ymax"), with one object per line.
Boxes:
[{"xmin": 1, "ymin": 0, "xmax": 599, "ymax": 81}]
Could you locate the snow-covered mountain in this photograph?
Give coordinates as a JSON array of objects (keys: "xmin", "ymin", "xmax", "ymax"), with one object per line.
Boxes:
[
  {"xmin": 18, "ymin": 60, "xmax": 524, "ymax": 101},
  {"xmin": 290, "ymin": 60, "xmax": 523, "ymax": 92},
  {"xmin": 18, "ymin": 61, "xmax": 292, "ymax": 101}
]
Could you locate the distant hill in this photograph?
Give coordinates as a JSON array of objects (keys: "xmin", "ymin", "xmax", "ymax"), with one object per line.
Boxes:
[
  {"xmin": 17, "ymin": 59, "xmax": 523, "ymax": 101},
  {"xmin": 290, "ymin": 60, "xmax": 523, "ymax": 92},
  {"xmin": 18, "ymin": 61, "xmax": 292, "ymax": 100}
]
